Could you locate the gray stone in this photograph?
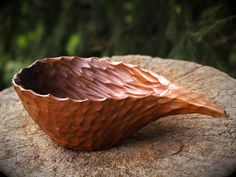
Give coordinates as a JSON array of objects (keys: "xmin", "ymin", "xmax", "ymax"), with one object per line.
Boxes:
[{"xmin": 0, "ymin": 55, "xmax": 236, "ymax": 177}]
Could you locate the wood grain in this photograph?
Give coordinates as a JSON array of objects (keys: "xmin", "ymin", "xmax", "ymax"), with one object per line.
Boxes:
[{"xmin": 0, "ymin": 55, "xmax": 235, "ymax": 177}]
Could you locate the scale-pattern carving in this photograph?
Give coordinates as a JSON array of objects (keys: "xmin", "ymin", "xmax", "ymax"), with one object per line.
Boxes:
[{"xmin": 12, "ymin": 56, "xmax": 225, "ymax": 150}]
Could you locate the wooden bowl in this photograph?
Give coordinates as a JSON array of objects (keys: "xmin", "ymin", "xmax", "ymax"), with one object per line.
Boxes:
[{"xmin": 12, "ymin": 56, "xmax": 225, "ymax": 150}]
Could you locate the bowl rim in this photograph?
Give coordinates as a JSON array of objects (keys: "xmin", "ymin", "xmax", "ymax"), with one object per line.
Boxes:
[{"xmin": 12, "ymin": 56, "xmax": 169, "ymax": 103}]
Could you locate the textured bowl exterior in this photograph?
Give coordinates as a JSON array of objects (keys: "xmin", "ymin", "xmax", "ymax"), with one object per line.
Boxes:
[{"xmin": 12, "ymin": 56, "xmax": 225, "ymax": 150}]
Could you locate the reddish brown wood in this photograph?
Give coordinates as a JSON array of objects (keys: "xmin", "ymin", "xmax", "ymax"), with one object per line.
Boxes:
[{"xmin": 12, "ymin": 56, "xmax": 226, "ymax": 150}]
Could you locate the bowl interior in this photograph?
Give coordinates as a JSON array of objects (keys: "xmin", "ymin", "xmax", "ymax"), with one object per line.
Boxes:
[{"xmin": 14, "ymin": 57, "xmax": 162, "ymax": 100}]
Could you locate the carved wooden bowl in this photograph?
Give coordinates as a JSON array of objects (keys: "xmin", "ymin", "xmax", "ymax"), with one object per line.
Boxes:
[{"xmin": 12, "ymin": 56, "xmax": 226, "ymax": 150}]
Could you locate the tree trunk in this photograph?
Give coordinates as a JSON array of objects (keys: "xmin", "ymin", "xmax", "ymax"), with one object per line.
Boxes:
[{"xmin": 0, "ymin": 55, "xmax": 236, "ymax": 177}]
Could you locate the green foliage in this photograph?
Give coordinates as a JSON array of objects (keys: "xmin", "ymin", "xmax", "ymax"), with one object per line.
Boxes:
[
  {"xmin": 0, "ymin": 0, "xmax": 235, "ymax": 90},
  {"xmin": 66, "ymin": 34, "xmax": 81, "ymax": 55}
]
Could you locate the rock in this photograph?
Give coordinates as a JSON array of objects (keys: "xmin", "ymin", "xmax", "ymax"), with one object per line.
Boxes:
[{"xmin": 0, "ymin": 55, "xmax": 236, "ymax": 177}]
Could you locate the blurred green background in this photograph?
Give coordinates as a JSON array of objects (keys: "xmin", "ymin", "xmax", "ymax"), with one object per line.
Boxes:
[{"xmin": 0, "ymin": 0, "xmax": 235, "ymax": 90}]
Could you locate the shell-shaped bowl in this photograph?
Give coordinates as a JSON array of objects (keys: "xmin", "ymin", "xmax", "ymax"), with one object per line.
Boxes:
[{"xmin": 13, "ymin": 56, "xmax": 225, "ymax": 150}]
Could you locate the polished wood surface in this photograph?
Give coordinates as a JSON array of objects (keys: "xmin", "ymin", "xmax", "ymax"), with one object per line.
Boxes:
[{"xmin": 12, "ymin": 56, "xmax": 225, "ymax": 150}]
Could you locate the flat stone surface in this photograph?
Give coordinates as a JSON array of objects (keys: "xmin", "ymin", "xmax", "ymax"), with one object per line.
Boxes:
[{"xmin": 0, "ymin": 55, "xmax": 236, "ymax": 177}]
